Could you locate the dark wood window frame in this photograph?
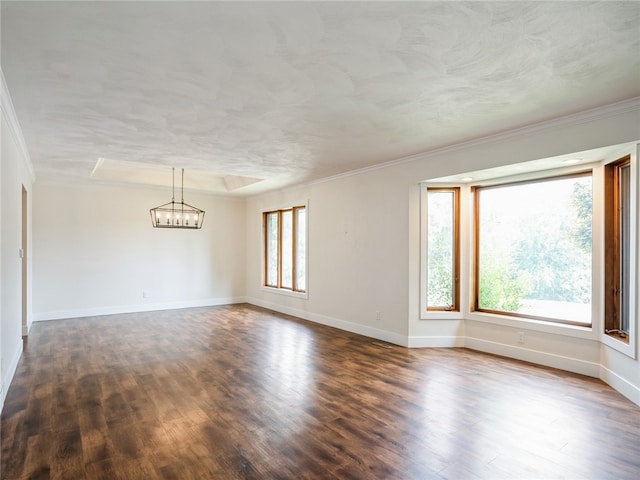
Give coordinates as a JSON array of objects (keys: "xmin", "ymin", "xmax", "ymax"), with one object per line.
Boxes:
[
  {"xmin": 604, "ymin": 155, "xmax": 631, "ymax": 343},
  {"xmin": 263, "ymin": 206, "xmax": 306, "ymax": 293}
]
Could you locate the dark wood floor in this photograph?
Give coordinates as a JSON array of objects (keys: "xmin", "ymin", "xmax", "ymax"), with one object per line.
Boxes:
[{"xmin": 2, "ymin": 304, "xmax": 639, "ymax": 479}]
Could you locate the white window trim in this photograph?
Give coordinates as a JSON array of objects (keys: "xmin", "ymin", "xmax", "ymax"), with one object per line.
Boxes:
[
  {"xmin": 261, "ymin": 285, "xmax": 309, "ymax": 299},
  {"xmin": 420, "ymin": 183, "xmax": 468, "ymax": 320},
  {"xmin": 463, "ymin": 167, "xmax": 598, "ymax": 341},
  {"xmin": 600, "ymin": 148, "xmax": 638, "ymax": 359}
]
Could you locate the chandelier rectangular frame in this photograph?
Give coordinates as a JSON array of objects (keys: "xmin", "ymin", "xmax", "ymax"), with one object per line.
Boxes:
[{"xmin": 150, "ymin": 168, "xmax": 205, "ymax": 229}]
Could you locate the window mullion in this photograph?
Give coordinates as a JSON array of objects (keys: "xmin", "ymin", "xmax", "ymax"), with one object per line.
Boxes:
[
  {"xmin": 453, "ymin": 188, "xmax": 461, "ymax": 310},
  {"xmin": 277, "ymin": 210, "xmax": 283, "ymax": 289},
  {"xmin": 263, "ymin": 212, "xmax": 268, "ymax": 287},
  {"xmin": 292, "ymin": 207, "xmax": 298, "ymax": 292},
  {"xmin": 473, "ymin": 186, "xmax": 480, "ymax": 312}
]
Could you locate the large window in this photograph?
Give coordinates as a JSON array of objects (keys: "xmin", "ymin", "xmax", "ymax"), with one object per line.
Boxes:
[
  {"xmin": 264, "ymin": 206, "xmax": 306, "ymax": 293},
  {"xmin": 426, "ymin": 187, "xmax": 460, "ymax": 311},
  {"xmin": 474, "ymin": 173, "xmax": 592, "ymax": 326},
  {"xmin": 605, "ymin": 156, "xmax": 631, "ymax": 342}
]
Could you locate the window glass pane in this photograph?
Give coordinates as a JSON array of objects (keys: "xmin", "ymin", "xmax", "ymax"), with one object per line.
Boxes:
[
  {"xmin": 266, "ymin": 212, "xmax": 278, "ymax": 286},
  {"xmin": 620, "ymin": 164, "xmax": 630, "ymax": 332},
  {"xmin": 295, "ymin": 208, "xmax": 306, "ymax": 291},
  {"xmin": 281, "ymin": 210, "xmax": 293, "ymax": 289},
  {"xmin": 427, "ymin": 190, "xmax": 455, "ymax": 308},
  {"xmin": 477, "ymin": 175, "xmax": 592, "ymax": 324}
]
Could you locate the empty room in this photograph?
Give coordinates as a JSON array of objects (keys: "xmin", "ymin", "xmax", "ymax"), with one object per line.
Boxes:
[{"xmin": 1, "ymin": 1, "xmax": 639, "ymax": 479}]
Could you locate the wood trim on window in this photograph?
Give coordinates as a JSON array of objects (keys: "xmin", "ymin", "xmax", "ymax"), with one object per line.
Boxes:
[
  {"xmin": 426, "ymin": 187, "xmax": 460, "ymax": 312},
  {"xmin": 472, "ymin": 172, "xmax": 593, "ymax": 327},
  {"xmin": 604, "ymin": 155, "xmax": 631, "ymax": 342},
  {"xmin": 472, "ymin": 185, "xmax": 480, "ymax": 313},
  {"xmin": 263, "ymin": 206, "xmax": 306, "ymax": 293},
  {"xmin": 263, "ymin": 211, "xmax": 279, "ymax": 288},
  {"xmin": 263, "ymin": 211, "xmax": 268, "ymax": 287}
]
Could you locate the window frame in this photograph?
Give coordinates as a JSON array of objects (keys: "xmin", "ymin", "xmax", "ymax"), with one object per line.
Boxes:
[
  {"xmin": 420, "ymin": 185, "xmax": 464, "ymax": 319},
  {"xmin": 472, "ymin": 171, "xmax": 593, "ymax": 327},
  {"xmin": 604, "ymin": 155, "xmax": 632, "ymax": 344},
  {"xmin": 262, "ymin": 205, "xmax": 307, "ymax": 295},
  {"xmin": 425, "ymin": 187, "xmax": 461, "ymax": 312}
]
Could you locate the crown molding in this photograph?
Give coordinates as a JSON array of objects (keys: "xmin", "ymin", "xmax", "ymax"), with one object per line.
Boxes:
[
  {"xmin": 308, "ymin": 96, "xmax": 640, "ymax": 188},
  {"xmin": 1, "ymin": 67, "xmax": 36, "ymax": 182}
]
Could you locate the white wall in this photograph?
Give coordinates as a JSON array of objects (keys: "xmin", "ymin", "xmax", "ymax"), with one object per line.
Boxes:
[
  {"xmin": 33, "ymin": 182, "xmax": 246, "ymax": 320},
  {"xmin": 246, "ymin": 100, "xmax": 640, "ymax": 405},
  {"xmin": 246, "ymin": 169, "xmax": 411, "ymax": 346},
  {"xmin": 0, "ymin": 83, "xmax": 3, "ymax": 414},
  {"xmin": 1, "ymin": 80, "xmax": 34, "ymax": 409}
]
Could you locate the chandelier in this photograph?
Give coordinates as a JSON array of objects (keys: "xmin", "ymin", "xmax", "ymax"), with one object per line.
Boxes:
[{"xmin": 150, "ymin": 168, "xmax": 205, "ymax": 229}]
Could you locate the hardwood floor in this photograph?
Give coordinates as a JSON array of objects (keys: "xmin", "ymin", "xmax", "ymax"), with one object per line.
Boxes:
[{"xmin": 2, "ymin": 304, "xmax": 639, "ymax": 479}]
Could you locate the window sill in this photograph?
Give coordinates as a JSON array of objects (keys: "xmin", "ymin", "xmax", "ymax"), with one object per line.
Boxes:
[
  {"xmin": 261, "ymin": 286, "xmax": 308, "ymax": 300},
  {"xmin": 421, "ymin": 311, "xmax": 464, "ymax": 320},
  {"xmin": 465, "ymin": 311, "xmax": 596, "ymax": 340},
  {"xmin": 605, "ymin": 330, "xmax": 629, "ymax": 343},
  {"xmin": 602, "ymin": 332, "xmax": 635, "ymax": 359}
]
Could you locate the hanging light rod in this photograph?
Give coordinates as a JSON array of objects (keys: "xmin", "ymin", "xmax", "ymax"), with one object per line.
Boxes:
[{"xmin": 150, "ymin": 167, "xmax": 205, "ymax": 229}]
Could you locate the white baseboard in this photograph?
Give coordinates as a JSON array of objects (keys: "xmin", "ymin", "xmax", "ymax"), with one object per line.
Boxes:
[
  {"xmin": 408, "ymin": 335, "xmax": 465, "ymax": 348},
  {"xmin": 33, "ymin": 297, "xmax": 247, "ymax": 321},
  {"xmin": 464, "ymin": 337, "xmax": 600, "ymax": 377},
  {"xmin": 1, "ymin": 337, "xmax": 24, "ymax": 412},
  {"xmin": 247, "ymin": 297, "xmax": 408, "ymax": 347},
  {"xmin": 600, "ymin": 365, "xmax": 640, "ymax": 407}
]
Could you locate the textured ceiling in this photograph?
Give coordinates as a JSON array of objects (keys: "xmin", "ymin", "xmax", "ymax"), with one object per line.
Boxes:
[{"xmin": 2, "ymin": 1, "xmax": 640, "ymax": 195}]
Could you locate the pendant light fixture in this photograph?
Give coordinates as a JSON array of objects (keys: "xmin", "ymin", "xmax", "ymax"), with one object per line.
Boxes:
[{"xmin": 150, "ymin": 167, "xmax": 205, "ymax": 229}]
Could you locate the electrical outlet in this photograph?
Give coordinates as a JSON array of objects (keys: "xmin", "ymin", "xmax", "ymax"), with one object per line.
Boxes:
[
  {"xmin": 376, "ymin": 311, "xmax": 381, "ymax": 322},
  {"xmin": 517, "ymin": 331, "xmax": 525, "ymax": 344},
  {"xmin": 143, "ymin": 290, "xmax": 151, "ymax": 299}
]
